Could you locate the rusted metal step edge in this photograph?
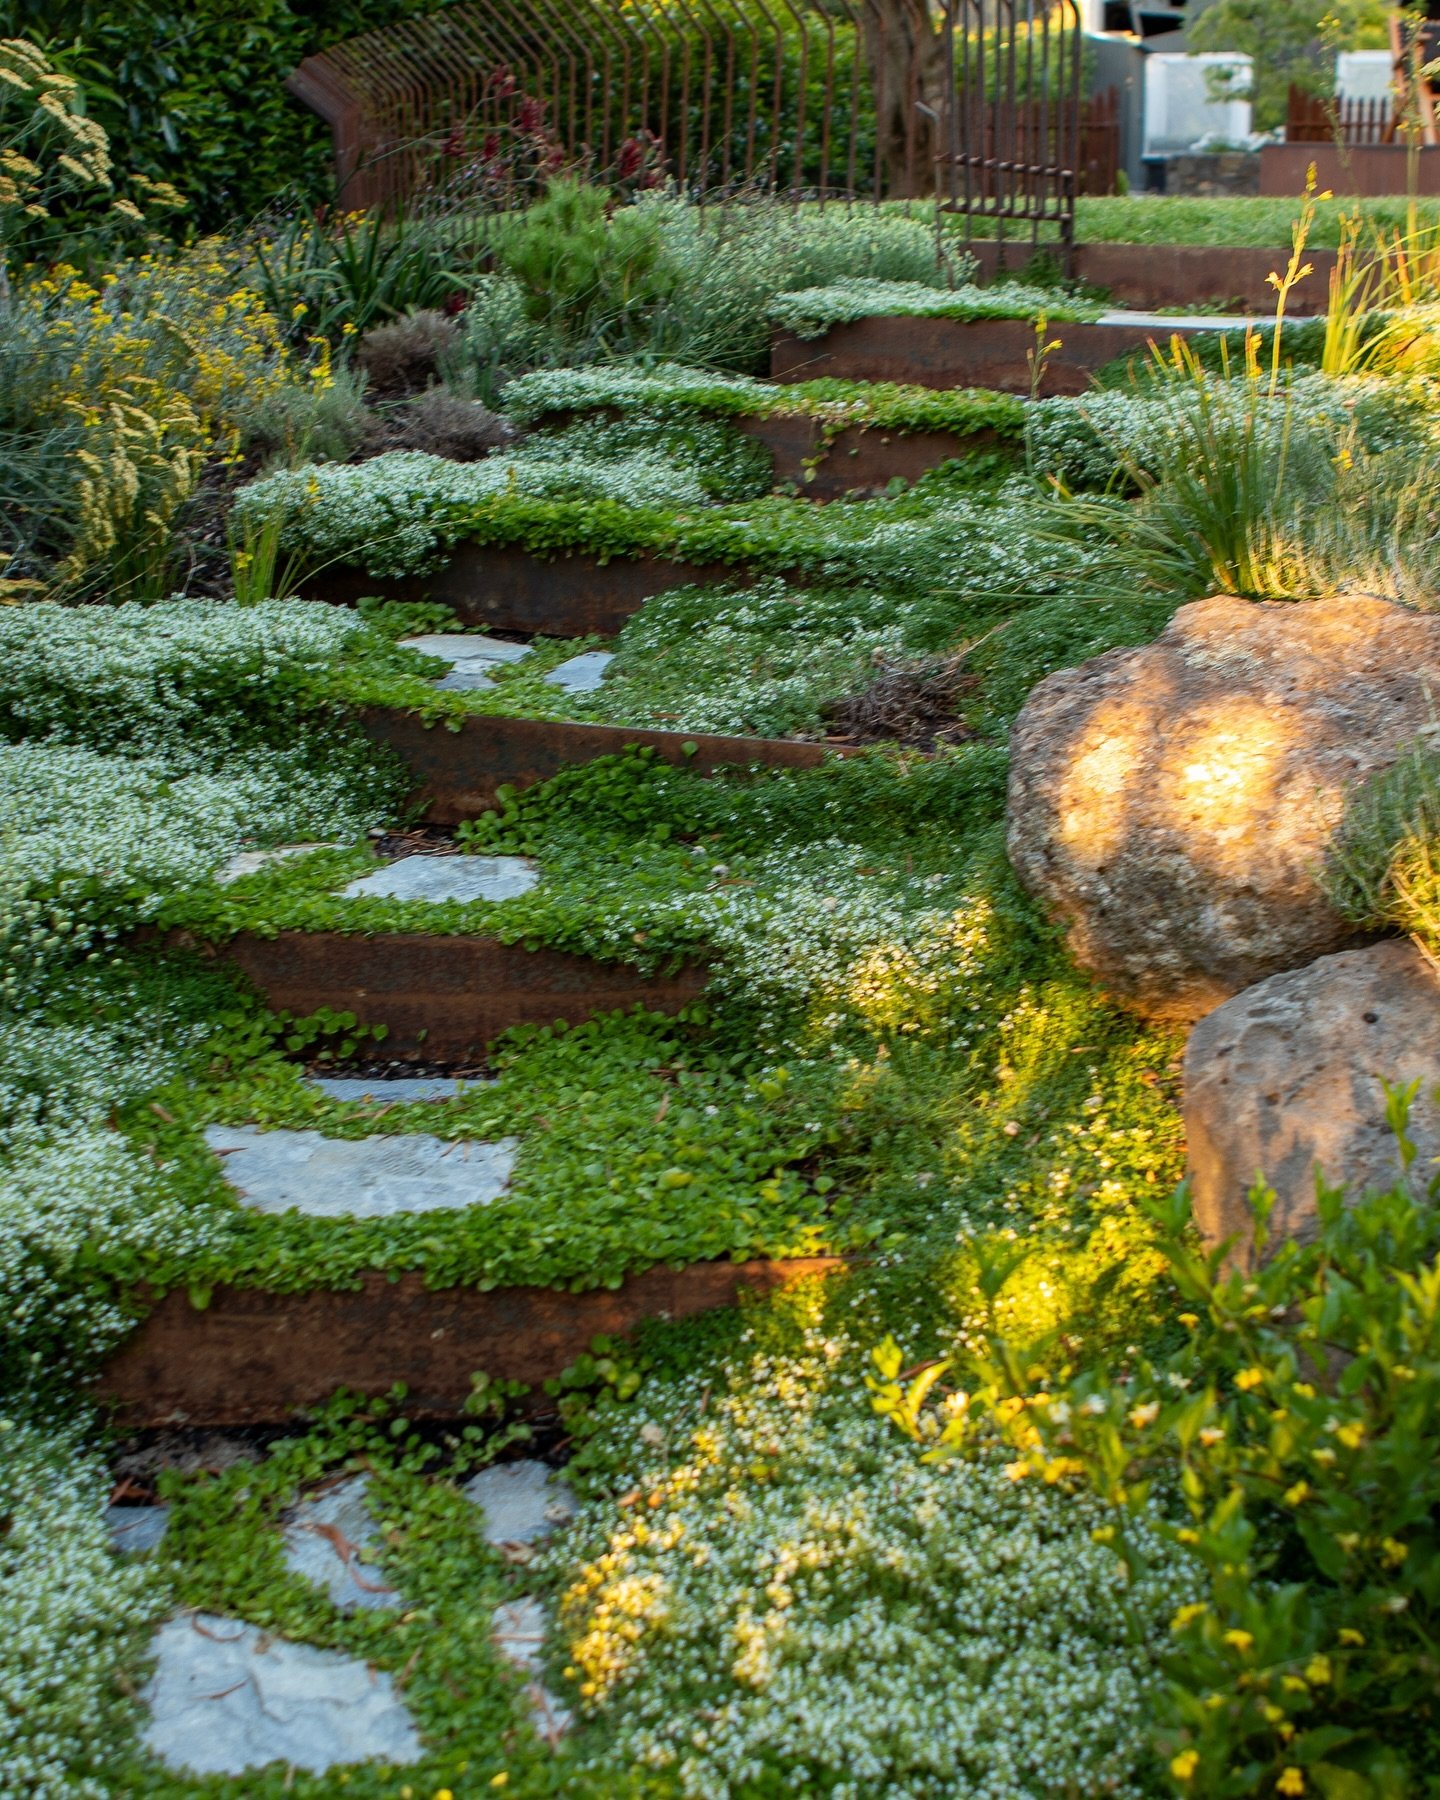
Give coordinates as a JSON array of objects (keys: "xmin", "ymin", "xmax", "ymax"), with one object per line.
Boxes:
[
  {"xmin": 362, "ymin": 706, "xmax": 856, "ymax": 826},
  {"xmin": 968, "ymin": 239, "xmax": 1336, "ymax": 315},
  {"xmin": 94, "ymin": 1257, "xmax": 848, "ymax": 1426}
]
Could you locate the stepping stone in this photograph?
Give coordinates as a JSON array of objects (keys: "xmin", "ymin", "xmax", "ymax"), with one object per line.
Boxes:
[
  {"xmin": 107, "ymin": 1504, "xmax": 170, "ymax": 1554},
  {"xmin": 308, "ymin": 1076, "xmax": 491, "ymax": 1104},
  {"xmin": 544, "ymin": 651, "xmax": 613, "ymax": 694},
  {"xmin": 492, "ymin": 1596, "xmax": 572, "ymax": 1744},
  {"xmin": 141, "ymin": 1611, "xmax": 421, "ymax": 1776},
  {"xmin": 205, "ymin": 1125, "xmax": 520, "ymax": 1219},
  {"xmin": 464, "ymin": 1460, "xmax": 577, "ymax": 1547},
  {"xmin": 340, "ymin": 853, "xmax": 538, "ymax": 904},
  {"xmin": 1097, "ymin": 307, "xmax": 1254, "ymax": 331},
  {"xmin": 282, "ymin": 1475, "xmax": 397, "ymax": 1612},
  {"xmin": 402, "ymin": 634, "xmax": 531, "ymax": 691},
  {"xmin": 216, "ymin": 844, "xmax": 339, "ymax": 885}
]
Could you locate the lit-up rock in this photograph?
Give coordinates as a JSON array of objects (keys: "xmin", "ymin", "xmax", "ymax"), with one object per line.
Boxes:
[
  {"xmin": 1184, "ymin": 939, "xmax": 1440, "ymax": 1260},
  {"xmin": 1006, "ymin": 594, "xmax": 1440, "ymax": 1021}
]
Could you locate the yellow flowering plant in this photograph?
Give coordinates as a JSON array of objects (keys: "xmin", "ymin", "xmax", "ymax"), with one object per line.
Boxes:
[{"xmin": 871, "ymin": 1085, "xmax": 1440, "ymax": 1799}]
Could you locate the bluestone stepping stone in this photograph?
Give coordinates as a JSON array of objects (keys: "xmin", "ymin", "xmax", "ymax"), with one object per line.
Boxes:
[
  {"xmin": 401, "ymin": 633, "xmax": 532, "ymax": 667},
  {"xmin": 544, "ymin": 650, "xmax": 613, "ymax": 694},
  {"xmin": 216, "ymin": 844, "xmax": 338, "ymax": 884},
  {"xmin": 492, "ymin": 1597, "xmax": 573, "ymax": 1743},
  {"xmin": 141, "ymin": 1611, "xmax": 421, "ymax": 1776},
  {"xmin": 308, "ymin": 1075, "xmax": 491, "ymax": 1103},
  {"xmin": 340, "ymin": 853, "xmax": 538, "ymax": 904},
  {"xmin": 463, "ymin": 1460, "xmax": 577, "ymax": 1546},
  {"xmin": 282, "ymin": 1475, "xmax": 396, "ymax": 1612},
  {"xmin": 107, "ymin": 1505, "xmax": 170, "ymax": 1554},
  {"xmin": 205, "ymin": 1125, "xmax": 520, "ymax": 1219}
]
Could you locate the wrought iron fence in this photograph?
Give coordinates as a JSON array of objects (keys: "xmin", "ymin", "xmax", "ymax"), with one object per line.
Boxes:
[
  {"xmin": 287, "ymin": 0, "xmax": 1095, "ymax": 224},
  {"xmin": 935, "ymin": 0, "xmax": 1085, "ymax": 271}
]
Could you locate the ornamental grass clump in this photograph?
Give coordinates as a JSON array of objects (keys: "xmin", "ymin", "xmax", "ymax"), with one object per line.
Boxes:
[{"xmin": 1325, "ymin": 740, "xmax": 1440, "ymax": 961}]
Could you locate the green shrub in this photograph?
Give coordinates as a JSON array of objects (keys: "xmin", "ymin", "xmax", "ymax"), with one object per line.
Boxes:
[{"xmin": 873, "ymin": 1121, "xmax": 1440, "ymax": 1799}]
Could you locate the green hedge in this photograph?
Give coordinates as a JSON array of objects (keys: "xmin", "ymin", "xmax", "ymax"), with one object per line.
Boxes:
[{"xmin": 2, "ymin": 0, "xmax": 463, "ymax": 229}]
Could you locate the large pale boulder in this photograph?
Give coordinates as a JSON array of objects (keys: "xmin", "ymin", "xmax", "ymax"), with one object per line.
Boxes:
[
  {"xmin": 1184, "ymin": 939, "xmax": 1440, "ymax": 1260},
  {"xmin": 1006, "ymin": 594, "xmax": 1440, "ymax": 1021}
]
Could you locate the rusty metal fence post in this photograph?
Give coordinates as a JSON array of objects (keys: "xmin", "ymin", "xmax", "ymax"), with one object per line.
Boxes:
[{"xmin": 935, "ymin": 0, "xmax": 1084, "ymax": 274}]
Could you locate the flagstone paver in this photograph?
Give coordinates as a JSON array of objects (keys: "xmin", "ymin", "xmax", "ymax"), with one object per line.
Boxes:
[
  {"xmin": 106, "ymin": 1505, "xmax": 170, "ymax": 1554},
  {"xmin": 282, "ymin": 1475, "xmax": 397, "ymax": 1613},
  {"xmin": 140, "ymin": 1611, "xmax": 421, "ymax": 1776},
  {"xmin": 544, "ymin": 651, "xmax": 613, "ymax": 694},
  {"xmin": 340, "ymin": 853, "xmax": 538, "ymax": 904},
  {"xmin": 307, "ymin": 1075, "xmax": 492, "ymax": 1103},
  {"xmin": 464, "ymin": 1460, "xmax": 577, "ymax": 1546},
  {"xmin": 205, "ymin": 1125, "xmax": 520, "ymax": 1218}
]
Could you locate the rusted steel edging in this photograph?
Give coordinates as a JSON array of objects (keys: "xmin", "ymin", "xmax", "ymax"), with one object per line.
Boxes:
[
  {"xmin": 362, "ymin": 706, "xmax": 854, "ymax": 826},
  {"xmin": 172, "ymin": 929, "xmax": 709, "ymax": 1061},
  {"xmin": 735, "ymin": 415, "xmax": 1002, "ymax": 498},
  {"xmin": 771, "ymin": 313, "xmax": 1246, "ymax": 394},
  {"xmin": 303, "ymin": 544, "xmax": 739, "ymax": 638},
  {"xmin": 967, "ymin": 239, "xmax": 1337, "ymax": 315},
  {"xmin": 95, "ymin": 1257, "xmax": 848, "ymax": 1425}
]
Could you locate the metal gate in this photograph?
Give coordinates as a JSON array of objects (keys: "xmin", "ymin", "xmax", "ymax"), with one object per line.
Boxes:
[{"xmin": 937, "ymin": 0, "xmax": 1084, "ymax": 274}]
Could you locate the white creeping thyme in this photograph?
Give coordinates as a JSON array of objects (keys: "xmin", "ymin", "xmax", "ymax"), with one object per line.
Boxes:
[
  {"xmin": 502, "ymin": 363, "xmax": 773, "ymax": 426},
  {"xmin": 233, "ymin": 448, "xmax": 710, "ymax": 579},
  {"xmin": 0, "ymin": 1415, "xmax": 158, "ymax": 1800},
  {"xmin": 770, "ymin": 278, "xmax": 1101, "ymax": 338},
  {"xmin": 0, "ymin": 598, "xmax": 363, "ymax": 758},
  {"xmin": 0, "ymin": 742, "xmax": 378, "ymax": 914},
  {"xmin": 557, "ymin": 1321, "xmax": 1198, "ymax": 1800}
]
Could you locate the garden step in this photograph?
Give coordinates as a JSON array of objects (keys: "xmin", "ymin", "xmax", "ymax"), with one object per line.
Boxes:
[
  {"xmin": 305, "ymin": 544, "xmax": 736, "ymax": 637},
  {"xmin": 94, "ymin": 1257, "xmax": 846, "ymax": 1426},
  {"xmin": 967, "ymin": 239, "xmax": 1335, "ymax": 315},
  {"xmin": 772, "ymin": 308, "xmax": 1255, "ymax": 395},
  {"xmin": 465, "ymin": 1460, "xmax": 577, "ymax": 1546},
  {"xmin": 140, "ymin": 1611, "xmax": 422, "ymax": 1777},
  {"xmin": 339, "ymin": 850, "xmax": 539, "ymax": 903},
  {"xmin": 179, "ymin": 929, "xmax": 709, "ymax": 1060},
  {"xmin": 400, "ymin": 630, "xmax": 532, "ymax": 691},
  {"xmin": 306, "ymin": 1074, "xmax": 492, "ymax": 1102},
  {"xmin": 362, "ymin": 705, "xmax": 850, "ymax": 826}
]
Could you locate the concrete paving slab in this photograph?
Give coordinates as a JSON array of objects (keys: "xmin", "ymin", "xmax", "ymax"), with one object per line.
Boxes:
[
  {"xmin": 107, "ymin": 1505, "xmax": 170, "ymax": 1554},
  {"xmin": 282, "ymin": 1475, "xmax": 397, "ymax": 1612},
  {"xmin": 544, "ymin": 651, "xmax": 613, "ymax": 694},
  {"xmin": 205, "ymin": 1125, "xmax": 520, "ymax": 1219},
  {"xmin": 340, "ymin": 853, "xmax": 538, "ymax": 904},
  {"xmin": 308, "ymin": 1076, "xmax": 491, "ymax": 1103},
  {"xmin": 463, "ymin": 1460, "xmax": 577, "ymax": 1546},
  {"xmin": 216, "ymin": 845, "xmax": 339, "ymax": 885},
  {"xmin": 141, "ymin": 1611, "xmax": 421, "ymax": 1776}
]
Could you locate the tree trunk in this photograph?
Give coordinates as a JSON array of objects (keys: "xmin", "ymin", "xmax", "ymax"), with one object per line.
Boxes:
[{"xmin": 861, "ymin": 0, "xmax": 951, "ymax": 198}]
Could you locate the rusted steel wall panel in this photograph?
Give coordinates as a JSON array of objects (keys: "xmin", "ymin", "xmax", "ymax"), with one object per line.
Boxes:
[
  {"xmin": 770, "ymin": 315, "xmax": 1212, "ymax": 395},
  {"xmin": 179, "ymin": 930, "xmax": 708, "ymax": 1059},
  {"xmin": 95, "ymin": 1258, "xmax": 846, "ymax": 1424},
  {"xmin": 362, "ymin": 707, "xmax": 845, "ymax": 825},
  {"xmin": 302, "ymin": 545, "xmax": 740, "ymax": 637},
  {"xmin": 967, "ymin": 239, "xmax": 1338, "ymax": 314},
  {"xmin": 1261, "ymin": 143, "xmax": 1440, "ymax": 198},
  {"xmin": 736, "ymin": 414, "xmax": 999, "ymax": 498}
]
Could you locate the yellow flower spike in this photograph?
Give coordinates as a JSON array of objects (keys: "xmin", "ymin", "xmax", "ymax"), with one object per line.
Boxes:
[
  {"xmin": 1276, "ymin": 1769, "xmax": 1306, "ymax": 1796},
  {"xmin": 1170, "ymin": 1749, "xmax": 1200, "ymax": 1781},
  {"xmin": 1223, "ymin": 1629, "xmax": 1255, "ymax": 1653}
]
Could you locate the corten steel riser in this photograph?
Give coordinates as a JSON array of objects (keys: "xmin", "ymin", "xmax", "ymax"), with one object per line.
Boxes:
[
  {"xmin": 772, "ymin": 315, "xmax": 1232, "ymax": 395},
  {"xmin": 736, "ymin": 415, "xmax": 1001, "ymax": 499},
  {"xmin": 302, "ymin": 545, "xmax": 741, "ymax": 638},
  {"xmin": 967, "ymin": 240, "xmax": 1338, "ymax": 316},
  {"xmin": 95, "ymin": 1258, "xmax": 847, "ymax": 1425},
  {"xmin": 363, "ymin": 707, "xmax": 853, "ymax": 826},
  {"xmin": 173, "ymin": 929, "xmax": 709, "ymax": 1061}
]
